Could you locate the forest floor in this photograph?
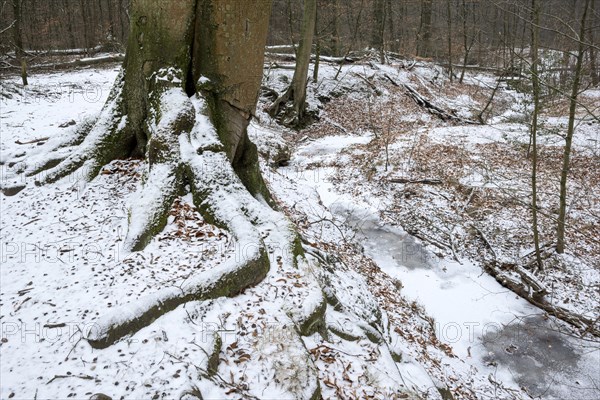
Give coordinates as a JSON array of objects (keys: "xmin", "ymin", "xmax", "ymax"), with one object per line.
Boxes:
[{"xmin": 0, "ymin": 56, "xmax": 598, "ymax": 400}]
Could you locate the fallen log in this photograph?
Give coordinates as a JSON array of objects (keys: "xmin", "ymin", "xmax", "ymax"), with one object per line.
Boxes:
[
  {"xmin": 389, "ymin": 177, "xmax": 442, "ymax": 185},
  {"xmin": 2, "ymin": 54, "xmax": 125, "ymax": 71},
  {"xmin": 264, "ymin": 62, "xmax": 295, "ymax": 70},
  {"xmin": 19, "ymin": 54, "xmax": 125, "ymax": 71},
  {"xmin": 15, "ymin": 137, "xmax": 49, "ymax": 145},
  {"xmin": 265, "ymin": 52, "xmax": 358, "ymax": 65},
  {"xmin": 383, "ymin": 73, "xmax": 480, "ymax": 125},
  {"xmin": 42, "ymin": 54, "xmax": 124, "ymax": 69},
  {"xmin": 473, "ymin": 226, "xmax": 599, "ymax": 337},
  {"xmin": 351, "ymin": 72, "xmax": 378, "ymax": 90},
  {"xmin": 484, "ymin": 260, "xmax": 599, "ymax": 337}
]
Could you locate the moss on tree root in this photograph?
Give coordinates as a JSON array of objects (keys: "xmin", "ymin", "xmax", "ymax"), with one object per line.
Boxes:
[
  {"xmin": 328, "ymin": 325, "xmax": 362, "ymax": 342},
  {"xmin": 297, "ymin": 293, "xmax": 328, "ymax": 337},
  {"xmin": 35, "ymin": 109, "xmax": 135, "ymax": 185},
  {"xmin": 34, "ymin": 0, "xmax": 293, "ymax": 366}
]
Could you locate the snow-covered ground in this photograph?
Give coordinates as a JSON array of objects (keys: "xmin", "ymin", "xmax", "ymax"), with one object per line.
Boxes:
[
  {"xmin": 0, "ymin": 65, "xmax": 446, "ymax": 400},
  {"xmin": 281, "ymin": 132, "xmax": 599, "ymax": 399},
  {"xmin": 257, "ymin": 57, "xmax": 599, "ymax": 398},
  {"xmin": 1, "ymin": 58, "xmax": 599, "ymax": 400}
]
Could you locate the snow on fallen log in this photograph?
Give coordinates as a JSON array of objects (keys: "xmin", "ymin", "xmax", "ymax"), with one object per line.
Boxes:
[
  {"xmin": 483, "ymin": 259, "xmax": 599, "ymax": 337},
  {"xmin": 474, "ymin": 226, "xmax": 599, "ymax": 337},
  {"xmin": 389, "ymin": 177, "xmax": 443, "ymax": 185},
  {"xmin": 383, "ymin": 73, "xmax": 480, "ymax": 125},
  {"xmin": 34, "ymin": 53, "xmax": 125, "ymax": 70},
  {"xmin": 265, "ymin": 52, "xmax": 358, "ymax": 65}
]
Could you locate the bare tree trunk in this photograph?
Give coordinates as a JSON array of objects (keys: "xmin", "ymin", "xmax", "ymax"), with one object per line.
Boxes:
[
  {"xmin": 331, "ymin": 0, "xmax": 341, "ymax": 56},
  {"xmin": 12, "ymin": 0, "xmax": 28, "ymax": 86},
  {"xmin": 62, "ymin": 0, "xmax": 77, "ymax": 49},
  {"xmin": 459, "ymin": 0, "xmax": 470, "ymax": 82},
  {"xmin": 372, "ymin": 0, "xmax": 385, "ymax": 63},
  {"xmin": 79, "ymin": 0, "xmax": 91, "ymax": 54},
  {"xmin": 313, "ymin": 7, "xmax": 320, "ymax": 82},
  {"xmin": 589, "ymin": 0, "xmax": 599, "ymax": 86},
  {"xmin": 417, "ymin": 0, "xmax": 432, "ymax": 58},
  {"xmin": 269, "ymin": 0, "xmax": 316, "ymax": 126},
  {"xmin": 446, "ymin": 0, "xmax": 453, "ymax": 82},
  {"xmin": 106, "ymin": 0, "xmax": 115, "ymax": 39},
  {"xmin": 386, "ymin": 0, "xmax": 395, "ymax": 52},
  {"xmin": 557, "ymin": 0, "xmax": 591, "ymax": 254},
  {"xmin": 118, "ymin": 0, "xmax": 127, "ymax": 44},
  {"xmin": 530, "ymin": 0, "xmax": 543, "ymax": 269},
  {"xmin": 286, "ymin": 0, "xmax": 297, "ymax": 52},
  {"xmin": 290, "ymin": 0, "xmax": 316, "ymax": 121}
]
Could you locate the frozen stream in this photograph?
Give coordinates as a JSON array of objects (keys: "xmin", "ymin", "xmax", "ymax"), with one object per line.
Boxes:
[
  {"xmin": 289, "ymin": 134, "xmax": 600, "ymax": 399},
  {"xmin": 340, "ymin": 208, "xmax": 599, "ymax": 399}
]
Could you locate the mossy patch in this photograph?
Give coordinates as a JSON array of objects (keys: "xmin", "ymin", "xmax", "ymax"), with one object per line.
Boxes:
[{"xmin": 297, "ymin": 294, "xmax": 327, "ymax": 337}]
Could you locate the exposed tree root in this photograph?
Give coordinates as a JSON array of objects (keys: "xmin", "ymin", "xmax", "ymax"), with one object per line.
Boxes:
[
  {"xmin": 267, "ymin": 89, "xmax": 293, "ymax": 120},
  {"xmin": 86, "ymin": 87, "xmax": 280, "ymax": 348},
  {"xmin": 267, "ymin": 87, "xmax": 317, "ymax": 128},
  {"xmin": 34, "ymin": 74, "xmax": 134, "ymax": 185},
  {"xmin": 87, "ymin": 247, "xmax": 270, "ymax": 349},
  {"xmin": 125, "ymin": 162, "xmax": 182, "ymax": 252},
  {"xmin": 7, "ymin": 69, "xmax": 281, "ymax": 350},
  {"xmin": 0, "ymin": 115, "xmax": 96, "ymax": 195}
]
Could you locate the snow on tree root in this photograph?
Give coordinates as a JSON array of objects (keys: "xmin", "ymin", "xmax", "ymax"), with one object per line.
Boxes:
[
  {"xmin": 0, "ymin": 116, "xmax": 97, "ymax": 196},
  {"xmin": 124, "ymin": 162, "xmax": 181, "ymax": 251},
  {"xmin": 88, "ymin": 92, "xmax": 274, "ymax": 349},
  {"xmin": 87, "ymin": 246, "xmax": 269, "ymax": 349},
  {"xmin": 285, "ymin": 258, "xmax": 328, "ymax": 337},
  {"xmin": 34, "ymin": 76, "xmax": 131, "ymax": 186},
  {"xmin": 124, "ymin": 87, "xmax": 195, "ymax": 252}
]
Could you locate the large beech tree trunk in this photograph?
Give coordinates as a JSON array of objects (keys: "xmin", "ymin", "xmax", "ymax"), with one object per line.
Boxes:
[
  {"xmin": 38, "ymin": 0, "xmax": 272, "ymax": 199},
  {"xmin": 192, "ymin": 0, "xmax": 273, "ymax": 197},
  {"xmin": 108, "ymin": 0, "xmax": 271, "ymax": 165}
]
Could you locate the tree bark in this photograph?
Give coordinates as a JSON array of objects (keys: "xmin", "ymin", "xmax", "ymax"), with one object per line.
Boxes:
[
  {"xmin": 530, "ymin": 0, "xmax": 543, "ymax": 269},
  {"xmin": 118, "ymin": 0, "xmax": 127, "ymax": 43},
  {"xmin": 12, "ymin": 0, "xmax": 28, "ymax": 86},
  {"xmin": 106, "ymin": 0, "xmax": 116, "ymax": 39},
  {"xmin": 289, "ymin": 0, "xmax": 316, "ymax": 122},
  {"xmin": 589, "ymin": 0, "xmax": 599, "ymax": 86},
  {"xmin": 268, "ymin": 0, "xmax": 316, "ymax": 126},
  {"xmin": 191, "ymin": 0, "xmax": 273, "ymax": 199},
  {"xmin": 62, "ymin": 0, "xmax": 77, "ymax": 49},
  {"xmin": 417, "ymin": 0, "xmax": 433, "ymax": 58},
  {"xmin": 79, "ymin": 0, "xmax": 92, "ymax": 55},
  {"xmin": 557, "ymin": 0, "xmax": 591, "ymax": 253},
  {"xmin": 386, "ymin": 0, "xmax": 396, "ymax": 52},
  {"xmin": 331, "ymin": 0, "xmax": 341, "ymax": 56},
  {"xmin": 372, "ymin": 0, "xmax": 385, "ymax": 63},
  {"xmin": 446, "ymin": 0, "xmax": 453, "ymax": 82}
]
